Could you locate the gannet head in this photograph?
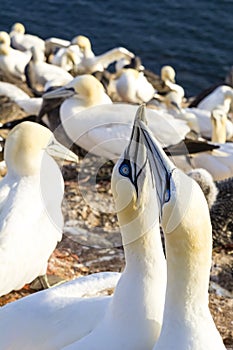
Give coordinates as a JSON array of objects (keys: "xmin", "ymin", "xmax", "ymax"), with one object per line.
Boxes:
[
  {"xmin": 10, "ymin": 22, "xmax": 25, "ymax": 34},
  {"xmin": 0, "ymin": 31, "xmax": 11, "ymax": 54},
  {"xmin": 111, "ymin": 105, "xmax": 160, "ymax": 244},
  {"xmin": 161, "ymin": 65, "xmax": 176, "ymax": 83},
  {"xmin": 75, "ymin": 35, "xmax": 92, "ymax": 52},
  {"xmin": 138, "ymin": 112, "xmax": 212, "ymax": 264},
  {"xmin": 43, "ymin": 74, "xmax": 106, "ymax": 102},
  {"xmin": 4, "ymin": 121, "xmax": 78, "ymax": 177}
]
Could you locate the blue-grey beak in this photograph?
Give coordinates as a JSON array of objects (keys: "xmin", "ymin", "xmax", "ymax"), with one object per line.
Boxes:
[
  {"xmin": 43, "ymin": 86, "xmax": 75, "ymax": 99},
  {"xmin": 136, "ymin": 105, "xmax": 176, "ymax": 215}
]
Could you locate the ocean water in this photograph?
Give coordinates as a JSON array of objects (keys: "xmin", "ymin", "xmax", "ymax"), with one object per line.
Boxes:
[{"xmin": 1, "ymin": 0, "xmax": 233, "ymax": 97}]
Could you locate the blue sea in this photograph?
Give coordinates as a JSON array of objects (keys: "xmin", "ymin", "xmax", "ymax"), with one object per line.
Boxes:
[{"xmin": 1, "ymin": 0, "xmax": 233, "ymax": 97}]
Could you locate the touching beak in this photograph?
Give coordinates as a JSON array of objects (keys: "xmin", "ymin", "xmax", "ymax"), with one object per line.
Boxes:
[
  {"xmin": 46, "ymin": 138, "xmax": 79, "ymax": 163},
  {"xmin": 120, "ymin": 105, "xmax": 148, "ymax": 200},
  {"xmin": 136, "ymin": 105, "xmax": 176, "ymax": 215},
  {"xmin": 43, "ymin": 86, "xmax": 75, "ymax": 99}
]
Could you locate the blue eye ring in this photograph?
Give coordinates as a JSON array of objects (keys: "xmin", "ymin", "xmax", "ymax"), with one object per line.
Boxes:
[{"xmin": 119, "ymin": 163, "xmax": 130, "ymax": 177}]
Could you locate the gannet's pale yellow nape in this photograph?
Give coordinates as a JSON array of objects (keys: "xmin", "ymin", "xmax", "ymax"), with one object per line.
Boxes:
[
  {"xmin": 137, "ymin": 112, "xmax": 226, "ymax": 349},
  {"xmin": 4, "ymin": 121, "xmax": 78, "ymax": 176},
  {"xmin": 62, "ymin": 105, "xmax": 166, "ymax": 350}
]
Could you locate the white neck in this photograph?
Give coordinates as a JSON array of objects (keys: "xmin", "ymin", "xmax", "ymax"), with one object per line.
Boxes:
[
  {"xmin": 107, "ymin": 215, "xmax": 166, "ymax": 338},
  {"xmin": 211, "ymin": 118, "xmax": 227, "ymax": 143}
]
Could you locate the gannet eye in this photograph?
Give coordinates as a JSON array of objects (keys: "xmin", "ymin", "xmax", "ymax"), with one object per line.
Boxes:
[
  {"xmin": 164, "ymin": 188, "xmax": 170, "ymax": 202},
  {"xmin": 119, "ymin": 163, "xmax": 130, "ymax": 177}
]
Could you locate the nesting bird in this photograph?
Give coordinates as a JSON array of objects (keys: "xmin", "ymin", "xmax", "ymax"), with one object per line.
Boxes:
[
  {"xmin": 0, "ymin": 121, "xmax": 78, "ymax": 297},
  {"xmin": 10, "ymin": 22, "xmax": 45, "ymax": 54},
  {"xmin": 74, "ymin": 35, "xmax": 135, "ymax": 74},
  {"xmin": 0, "ymin": 31, "xmax": 31, "ymax": 81},
  {"xmin": 25, "ymin": 46, "xmax": 73, "ymax": 94}
]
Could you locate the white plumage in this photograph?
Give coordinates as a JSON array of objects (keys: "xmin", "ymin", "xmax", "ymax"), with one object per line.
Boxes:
[{"xmin": 0, "ymin": 121, "xmax": 78, "ymax": 297}]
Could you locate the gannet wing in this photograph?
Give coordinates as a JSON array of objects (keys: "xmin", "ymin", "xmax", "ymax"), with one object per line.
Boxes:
[
  {"xmin": 0, "ymin": 81, "xmax": 30, "ymax": 100},
  {"xmin": 0, "ymin": 272, "xmax": 120, "ymax": 350},
  {"xmin": 73, "ymin": 104, "xmax": 190, "ymax": 158},
  {"xmin": 95, "ymin": 47, "xmax": 135, "ymax": 69}
]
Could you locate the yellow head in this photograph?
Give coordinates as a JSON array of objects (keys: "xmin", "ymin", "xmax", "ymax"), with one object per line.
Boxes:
[
  {"xmin": 161, "ymin": 65, "xmax": 176, "ymax": 83},
  {"xmin": 75, "ymin": 35, "xmax": 92, "ymax": 52},
  {"xmin": 11, "ymin": 22, "xmax": 25, "ymax": 34},
  {"xmin": 4, "ymin": 121, "xmax": 78, "ymax": 177}
]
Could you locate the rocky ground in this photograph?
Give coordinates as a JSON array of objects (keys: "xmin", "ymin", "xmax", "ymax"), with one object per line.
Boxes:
[{"xmin": 0, "ymin": 75, "xmax": 232, "ymax": 348}]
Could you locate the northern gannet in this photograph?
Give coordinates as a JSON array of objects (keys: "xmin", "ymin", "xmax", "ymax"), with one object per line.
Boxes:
[
  {"xmin": 45, "ymin": 37, "xmax": 71, "ymax": 59},
  {"xmin": 191, "ymin": 85, "xmax": 233, "ymax": 113},
  {"xmin": 160, "ymin": 65, "xmax": 185, "ymax": 101},
  {"xmin": 74, "ymin": 35, "xmax": 135, "ymax": 74},
  {"xmin": 136, "ymin": 114, "xmax": 226, "ymax": 350},
  {"xmin": 187, "ymin": 108, "xmax": 233, "ymax": 180},
  {"xmin": 170, "ymin": 110, "xmax": 233, "ymax": 181},
  {"xmin": 161, "ymin": 90, "xmax": 233, "ymax": 141},
  {"xmin": 50, "ymin": 44, "xmax": 82, "ymax": 72},
  {"xmin": 0, "ymin": 106, "xmax": 167, "ymax": 350},
  {"xmin": 0, "ymin": 31, "xmax": 31, "ymax": 81},
  {"xmin": 0, "ymin": 121, "xmax": 78, "ymax": 297},
  {"xmin": 41, "ymin": 74, "xmax": 190, "ymax": 160},
  {"xmin": 25, "ymin": 46, "xmax": 73, "ymax": 94},
  {"xmin": 115, "ymin": 67, "xmax": 156, "ymax": 103},
  {"xmin": 10, "ymin": 22, "xmax": 45, "ymax": 54}
]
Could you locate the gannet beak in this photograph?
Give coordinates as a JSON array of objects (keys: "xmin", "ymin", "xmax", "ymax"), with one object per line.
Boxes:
[
  {"xmin": 120, "ymin": 104, "xmax": 148, "ymax": 200},
  {"xmin": 171, "ymin": 100, "xmax": 181, "ymax": 112},
  {"xmin": 46, "ymin": 138, "xmax": 78, "ymax": 163},
  {"xmin": 137, "ymin": 106, "xmax": 176, "ymax": 215},
  {"xmin": 43, "ymin": 86, "xmax": 75, "ymax": 99}
]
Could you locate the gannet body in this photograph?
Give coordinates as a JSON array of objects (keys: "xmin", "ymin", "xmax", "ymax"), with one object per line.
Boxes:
[
  {"xmin": 115, "ymin": 68, "xmax": 156, "ymax": 103},
  {"xmin": 10, "ymin": 22, "xmax": 45, "ymax": 53},
  {"xmin": 0, "ymin": 272, "xmax": 120, "ymax": 350},
  {"xmin": 0, "ymin": 31, "xmax": 31, "ymax": 81},
  {"xmin": 161, "ymin": 91, "xmax": 233, "ymax": 141},
  {"xmin": 160, "ymin": 65, "xmax": 185, "ymax": 100},
  {"xmin": 75, "ymin": 35, "xmax": 135, "ymax": 74},
  {"xmin": 50, "ymin": 45, "xmax": 82, "ymax": 71},
  {"xmin": 42, "ymin": 74, "xmax": 190, "ymax": 159},
  {"xmin": 196, "ymin": 85, "xmax": 233, "ymax": 113},
  {"xmin": 136, "ymin": 114, "xmax": 226, "ymax": 349},
  {"xmin": 185, "ymin": 108, "xmax": 233, "ymax": 141},
  {"xmin": 25, "ymin": 46, "xmax": 73, "ymax": 92},
  {"xmin": 0, "ymin": 121, "xmax": 78, "ymax": 297},
  {"xmin": 175, "ymin": 108, "xmax": 233, "ymax": 180}
]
